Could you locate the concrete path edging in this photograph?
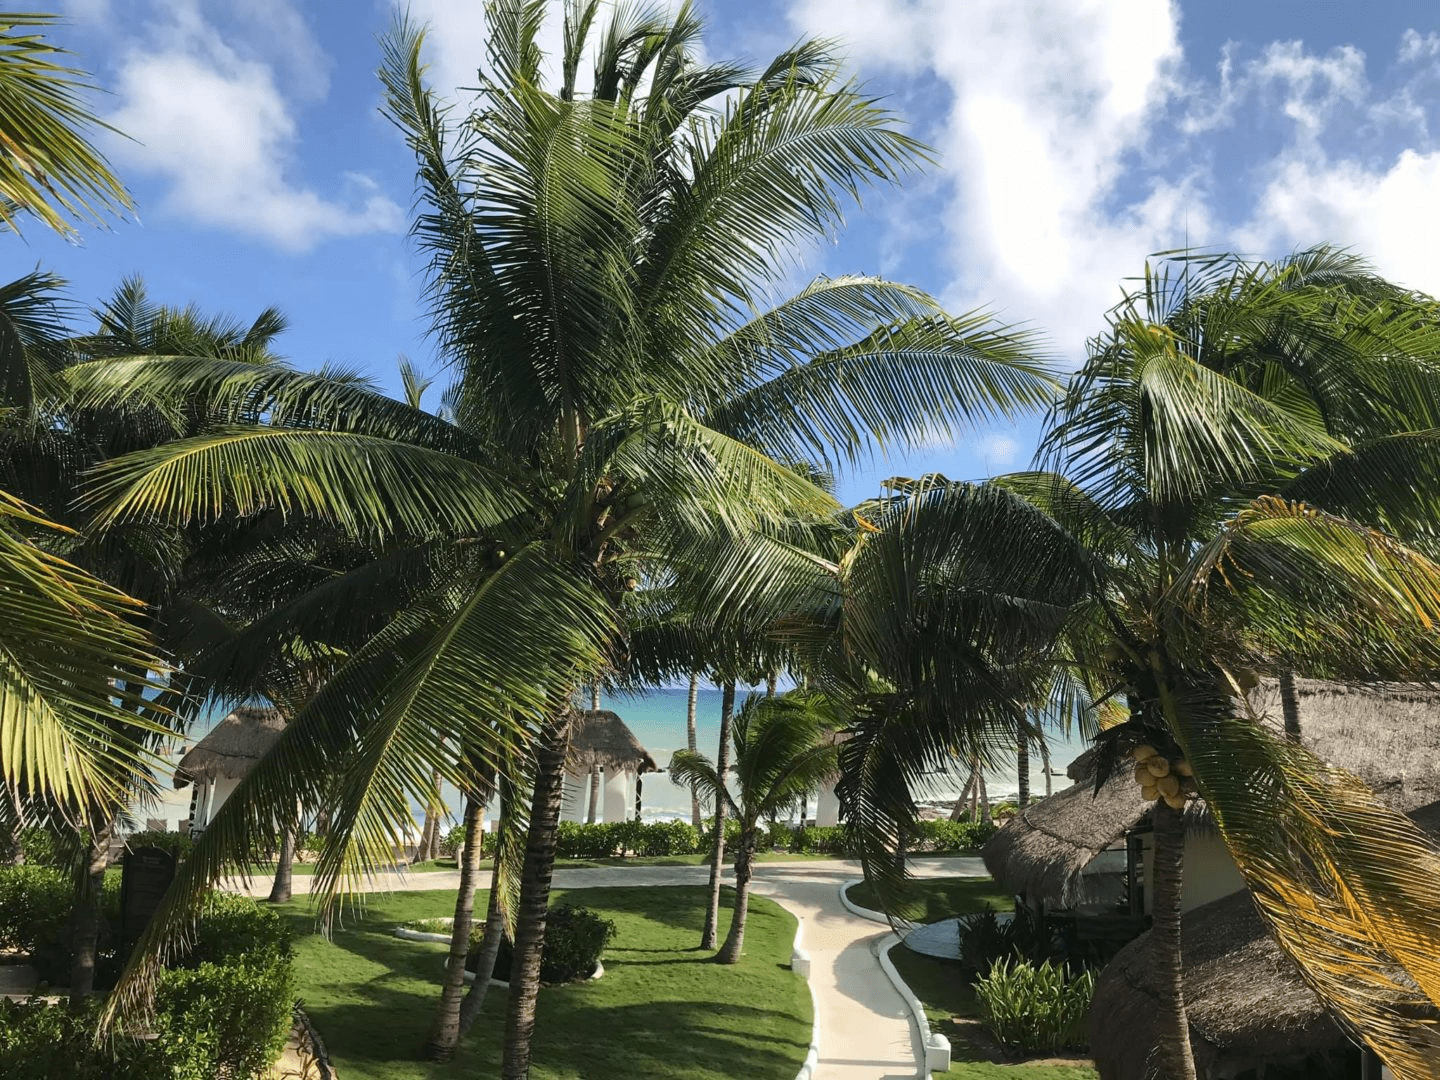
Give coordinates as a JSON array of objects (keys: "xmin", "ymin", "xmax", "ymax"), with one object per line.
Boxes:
[
  {"xmin": 874, "ymin": 932, "xmax": 950, "ymax": 1077},
  {"xmin": 779, "ymin": 906, "xmax": 821, "ymax": 1080},
  {"xmin": 837, "ymin": 879, "xmax": 902, "ymax": 927}
]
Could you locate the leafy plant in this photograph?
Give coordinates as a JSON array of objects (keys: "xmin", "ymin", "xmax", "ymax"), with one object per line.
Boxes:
[
  {"xmin": 123, "ymin": 829, "xmax": 193, "ymax": 861},
  {"xmin": 974, "ymin": 957, "xmax": 1095, "ymax": 1056},
  {"xmin": 0, "ymin": 865, "xmax": 69, "ymax": 952},
  {"xmin": 474, "ymin": 904, "xmax": 616, "ymax": 984},
  {"xmin": 437, "ymin": 825, "xmax": 466, "ymax": 859}
]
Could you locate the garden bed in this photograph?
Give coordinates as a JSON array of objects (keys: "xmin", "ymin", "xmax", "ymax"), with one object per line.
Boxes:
[{"xmin": 280, "ymin": 885, "xmax": 811, "ymax": 1080}]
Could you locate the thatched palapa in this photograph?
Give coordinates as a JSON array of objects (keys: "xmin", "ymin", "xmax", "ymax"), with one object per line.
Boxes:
[
  {"xmin": 982, "ymin": 678, "xmax": 1440, "ymax": 907},
  {"xmin": 1088, "ymin": 800, "xmax": 1440, "ymax": 1078},
  {"xmin": 173, "ymin": 706, "xmax": 285, "ymax": 788},
  {"xmin": 567, "ymin": 709, "xmax": 657, "ymax": 775}
]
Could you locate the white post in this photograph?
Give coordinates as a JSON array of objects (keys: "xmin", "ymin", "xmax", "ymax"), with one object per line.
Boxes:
[
  {"xmin": 814, "ymin": 779, "xmax": 841, "ymax": 827},
  {"xmin": 603, "ymin": 768, "xmax": 630, "ymax": 824}
]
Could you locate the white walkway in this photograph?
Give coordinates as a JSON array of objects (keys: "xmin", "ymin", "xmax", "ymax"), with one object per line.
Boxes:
[{"xmin": 229, "ymin": 856, "xmax": 987, "ymax": 1080}]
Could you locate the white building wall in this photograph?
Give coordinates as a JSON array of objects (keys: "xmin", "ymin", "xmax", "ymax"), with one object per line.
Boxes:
[{"xmin": 1181, "ymin": 830, "xmax": 1246, "ymax": 912}]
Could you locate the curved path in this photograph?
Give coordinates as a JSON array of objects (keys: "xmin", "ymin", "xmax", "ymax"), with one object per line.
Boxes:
[{"xmin": 230, "ymin": 856, "xmax": 987, "ymax": 1080}]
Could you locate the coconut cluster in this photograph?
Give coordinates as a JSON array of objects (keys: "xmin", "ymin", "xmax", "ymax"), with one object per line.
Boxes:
[{"xmin": 1131, "ymin": 744, "xmax": 1197, "ymax": 810}]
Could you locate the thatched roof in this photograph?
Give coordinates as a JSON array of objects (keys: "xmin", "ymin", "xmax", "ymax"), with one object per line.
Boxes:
[
  {"xmin": 983, "ymin": 679, "xmax": 1440, "ymax": 906},
  {"xmin": 173, "ymin": 706, "xmax": 285, "ymax": 788},
  {"xmin": 567, "ymin": 709, "xmax": 657, "ymax": 775},
  {"xmin": 1088, "ymin": 799, "xmax": 1440, "ymax": 1079}
]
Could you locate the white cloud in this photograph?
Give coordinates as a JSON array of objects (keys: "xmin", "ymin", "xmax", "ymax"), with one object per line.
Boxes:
[
  {"xmin": 975, "ymin": 432, "xmax": 1021, "ymax": 470},
  {"xmin": 104, "ymin": 0, "xmax": 402, "ymax": 252},
  {"xmin": 787, "ymin": 0, "xmax": 1188, "ymax": 361}
]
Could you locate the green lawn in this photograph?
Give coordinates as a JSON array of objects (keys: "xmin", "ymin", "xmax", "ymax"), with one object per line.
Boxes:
[
  {"xmin": 845, "ymin": 875, "xmax": 1014, "ymax": 923},
  {"xmin": 279, "ymin": 885, "xmax": 811, "ymax": 1080},
  {"xmin": 249, "ymin": 849, "xmax": 863, "ymax": 878}
]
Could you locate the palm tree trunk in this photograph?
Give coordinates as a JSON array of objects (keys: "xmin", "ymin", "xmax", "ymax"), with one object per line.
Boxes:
[
  {"xmin": 426, "ymin": 794, "xmax": 485, "ymax": 1060},
  {"xmin": 459, "ymin": 849, "xmax": 506, "ymax": 1038},
  {"xmin": 687, "ymin": 673, "xmax": 701, "ymax": 831},
  {"xmin": 1280, "ymin": 670, "xmax": 1301, "ymax": 740},
  {"xmin": 420, "ymin": 768, "xmax": 443, "ymax": 861},
  {"xmin": 590, "ymin": 684, "xmax": 601, "ymax": 711},
  {"xmin": 69, "ymin": 820, "xmax": 112, "ymax": 1001},
  {"xmin": 701, "ymin": 681, "xmax": 736, "ymax": 950},
  {"xmin": 950, "ymin": 770, "xmax": 976, "ymax": 821},
  {"xmin": 1151, "ymin": 799, "xmax": 1198, "ymax": 1080},
  {"xmin": 978, "ymin": 770, "xmax": 992, "ymax": 826},
  {"xmin": 586, "ymin": 763, "xmax": 601, "ymax": 824},
  {"xmin": 267, "ymin": 825, "xmax": 295, "ymax": 904},
  {"xmin": 1017, "ymin": 736, "xmax": 1030, "ymax": 809},
  {"xmin": 501, "ymin": 715, "xmax": 571, "ymax": 1080},
  {"xmin": 1040, "ymin": 738, "xmax": 1053, "ymax": 797},
  {"xmin": 766, "ymin": 673, "xmax": 777, "ymax": 696},
  {"xmin": 715, "ymin": 826, "xmax": 755, "ymax": 964}
]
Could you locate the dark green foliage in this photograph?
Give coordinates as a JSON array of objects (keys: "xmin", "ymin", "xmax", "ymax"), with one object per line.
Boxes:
[
  {"xmin": 471, "ymin": 904, "xmax": 616, "ymax": 985},
  {"xmin": 437, "ymin": 825, "xmax": 466, "ymax": 859},
  {"xmin": 765, "ymin": 821, "xmax": 794, "ymax": 851},
  {"xmin": 974, "ymin": 958, "xmax": 1095, "ymax": 1056},
  {"xmin": 959, "ymin": 906, "xmax": 1048, "ymax": 980},
  {"xmin": 15, "ymin": 827, "xmax": 65, "ymax": 868},
  {"xmin": 554, "ymin": 820, "xmax": 704, "ymax": 859},
  {"xmin": 791, "ymin": 825, "xmax": 847, "ymax": 854},
  {"xmin": 0, "ymin": 865, "xmax": 70, "ymax": 951},
  {"xmin": 123, "ymin": 830, "xmax": 194, "ymax": 860},
  {"xmin": 0, "ymin": 889, "xmax": 293, "ymax": 1078},
  {"xmin": 913, "ymin": 819, "xmax": 999, "ymax": 852}
]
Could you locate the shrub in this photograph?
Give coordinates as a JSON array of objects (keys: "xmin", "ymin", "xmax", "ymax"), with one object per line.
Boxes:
[
  {"xmin": 16, "ymin": 827, "xmax": 66, "ymax": 869},
  {"xmin": 0, "ymin": 865, "xmax": 70, "ymax": 952},
  {"xmin": 633, "ymin": 820, "xmax": 700, "ymax": 856},
  {"xmin": 473, "ymin": 904, "xmax": 616, "ymax": 984},
  {"xmin": 123, "ymin": 829, "xmax": 193, "ymax": 861},
  {"xmin": 957, "ymin": 905, "xmax": 1050, "ymax": 979},
  {"xmin": 437, "ymin": 825, "xmax": 467, "ymax": 859},
  {"xmin": 791, "ymin": 825, "xmax": 847, "ymax": 855},
  {"xmin": 974, "ymin": 958, "xmax": 1095, "ymax": 1056},
  {"xmin": 766, "ymin": 821, "xmax": 794, "ymax": 851},
  {"xmin": 0, "ymin": 893, "xmax": 294, "ymax": 1079}
]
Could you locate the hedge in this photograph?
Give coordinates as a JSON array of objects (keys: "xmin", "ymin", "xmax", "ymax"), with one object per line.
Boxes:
[{"xmin": 0, "ymin": 890, "xmax": 294, "ymax": 1080}]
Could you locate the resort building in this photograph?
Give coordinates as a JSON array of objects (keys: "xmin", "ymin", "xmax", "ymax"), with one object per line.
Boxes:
[{"xmin": 984, "ymin": 679, "xmax": 1440, "ymax": 1078}]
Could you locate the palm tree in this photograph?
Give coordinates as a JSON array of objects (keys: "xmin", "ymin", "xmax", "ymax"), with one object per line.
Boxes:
[
  {"xmin": 672, "ymin": 692, "xmax": 837, "ymax": 962},
  {"xmin": 84, "ymin": 6, "xmax": 1055, "ymax": 1073},
  {"xmin": 819, "ymin": 250, "xmax": 1440, "ymax": 1080},
  {"xmin": 0, "ymin": 12, "xmax": 132, "ymax": 237},
  {"xmin": 686, "ymin": 673, "xmax": 701, "ymax": 830}
]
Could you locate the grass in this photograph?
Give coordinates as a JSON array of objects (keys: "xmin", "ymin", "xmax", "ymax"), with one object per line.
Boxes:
[
  {"xmin": 845, "ymin": 876, "xmax": 1014, "ymax": 923},
  {"xmin": 279, "ymin": 885, "xmax": 811, "ymax": 1080}
]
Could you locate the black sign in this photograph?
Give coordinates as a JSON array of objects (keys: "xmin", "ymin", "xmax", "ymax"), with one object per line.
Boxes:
[{"xmin": 120, "ymin": 845, "xmax": 177, "ymax": 941}]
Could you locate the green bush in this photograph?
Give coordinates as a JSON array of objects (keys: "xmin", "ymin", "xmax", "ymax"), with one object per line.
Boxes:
[
  {"xmin": 0, "ymin": 865, "xmax": 70, "ymax": 952},
  {"xmin": 437, "ymin": 825, "xmax": 467, "ymax": 859},
  {"xmin": 16, "ymin": 827, "xmax": 66, "ymax": 869},
  {"xmin": 0, "ymin": 893, "xmax": 294, "ymax": 1079},
  {"xmin": 958, "ymin": 905, "xmax": 1050, "ymax": 979},
  {"xmin": 913, "ymin": 818, "xmax": 999, "ymax": 853},
  {"xmin": 633, "ymin": 820, "xmax": 700, "ymax": 856},
  {"xmin": 974, "ymin": 957, "xmax": 1095, "ymax": 1056},
  {"xmin": 792, "ymin": 825, "xmax": 847, "ymax": 854},
  {"xmin": 124, "ymin": 830, "xmax": 193, "ymax": 861},
  {"xmin": 766, "ymin": 821, "xmax": 795, "ymax": 851},
  {"xmin": 474, "ymin": 904, "xmax": 616, "ymax": 984}
]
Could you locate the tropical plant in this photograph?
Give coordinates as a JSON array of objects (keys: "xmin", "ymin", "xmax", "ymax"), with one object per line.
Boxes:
[
  {"xmin": 0, "ymin": 12, "xmax": 132, "ymax": 237},
  {"xmin": 79, "ymin": 4, "xmax": 1054, "ymax": 1075},
  {"xmin": 671, "ymin": 691, "xmax": 838, "ymax": 962},
  {"xmin": 816, "ymin": 249, "xmax": 1440, "ymax": 1079},
  {"xmin": 974, "ymin": 957, "xmax": 1095, "ymax": 1056}
]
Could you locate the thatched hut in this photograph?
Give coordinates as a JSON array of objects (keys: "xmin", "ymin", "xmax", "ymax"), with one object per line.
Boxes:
[
  {"xmin": 1088, "ymin": 799, "xmax": 1440, "ymax": 1079},
  {"xmin": 563, "ymin": 709, "xmax": 658, "ymax": 824},
  {"xmin": 173, "ymin": 706, "xmax": 285, "ymax": 832},
  {"xmin": 983, "ymin": 679, "xmax": 1440, "ymax": 921}
]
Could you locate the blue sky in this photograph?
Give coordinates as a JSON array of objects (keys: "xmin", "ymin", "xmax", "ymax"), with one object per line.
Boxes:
[{"xmin": 20, "ymin": 0, "xmax": 1440, "ymax": 506}]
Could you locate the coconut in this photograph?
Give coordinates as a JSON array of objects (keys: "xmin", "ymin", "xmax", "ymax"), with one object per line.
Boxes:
[
  {"xmin": 1133, "ymin": 763, "xmax": 1152, "ymax": 785},
  {"xmin": 1145, "ymin": 757, "xmax": 1172, "ymax": 778},
  {"xmin": 1173, "ymin": 759, "xmax": 1194, "ymax": 777},
  {"xmin": 1163, "ymin": 793, "xmax": 1187, "ymax": 810},
  {"xmin": 1156, "ymin": 774, "xmax": 1181, "ymax": 798},
  {"xmin": 1141, "ymin": 783, "xmax": 1160, "ymax": 801},
  {"xmin": 1132, "ymin": 744, "xmax": 1160, "ymax": 762}
]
